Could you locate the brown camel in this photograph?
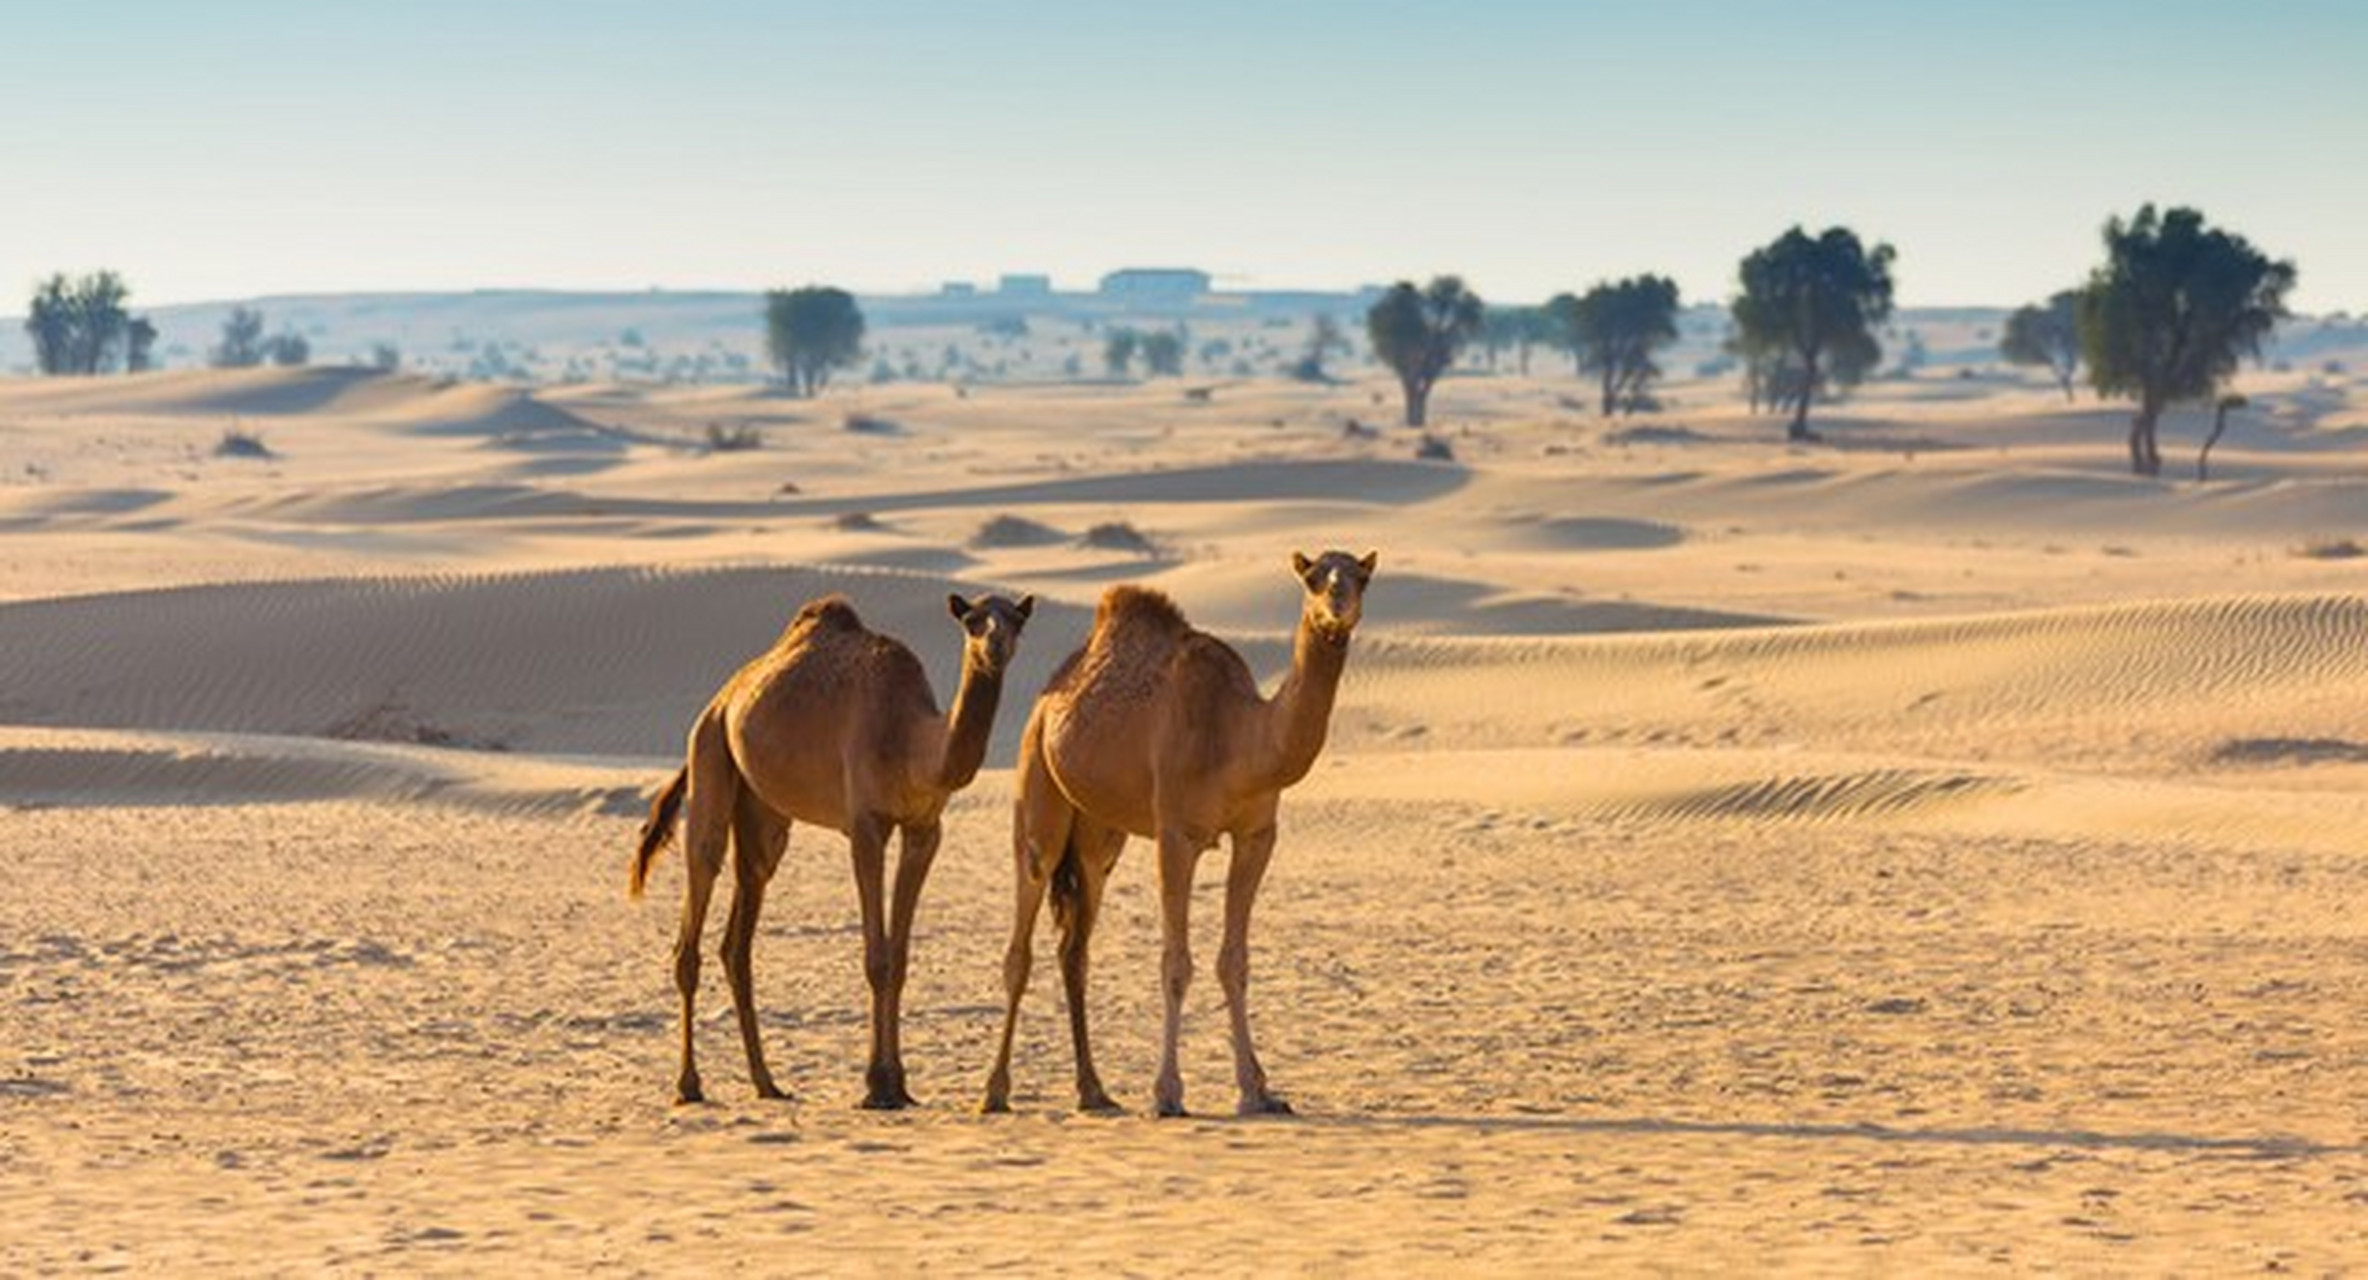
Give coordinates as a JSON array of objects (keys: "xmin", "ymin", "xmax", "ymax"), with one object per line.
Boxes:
[
  {"xmin": 631, "ymin": 590, "xmax": 1033, "ymax": 1108},
  {"xmin": 982, "ymin": 550, "xmax": 1375, "ymax": 1117}
]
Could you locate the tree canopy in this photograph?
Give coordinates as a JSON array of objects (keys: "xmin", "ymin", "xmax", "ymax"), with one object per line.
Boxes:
[
  {"xmin": 211, "ymin": 306, "xmax": 267, "ymax": 368},
  {"xmin": 763, "ymin": 286, "xmax": 866, "ymax": 397},
  {"xmin": 1547, "ymin": 275, "xmax": 1681, "ymax": 416},
  {"xmin": 25, "ymin": 272, "xmax": 136, "ymax": 375},
  {"xmin": 1366, "ymin": 276, "xmax": 1483, "ymax": 428},
  {"xmin": 1729, "ymin": 226, "xmax": 1896, "ymax": 440},
  {"xmin": 2076, "ymin": 204, "xmax": 2294, "ymax": 476},
  {"xmin": 2000, "ymin": 289, "xmax": 2084, "ymax": 400}
]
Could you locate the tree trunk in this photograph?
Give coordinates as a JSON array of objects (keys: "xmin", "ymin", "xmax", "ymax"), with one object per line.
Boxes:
[
  {"xmin": 2197, "ymin": 402, "xmax": 2233, "ymax": 482},
  {"xmin": 1786, "ymin": 350, "xmax": 1819, "ymax": 441},
  {"xmin": 2128, "ymin": 407, "xmax": 2162, "ymax": 477},
  {"xmin": 1599, "ymin": 366, "xmax": 1617, "ymax": 417},
  {"xmin": 1402, "ymin": 375, "xmax": 1428, "ymax": 428}
]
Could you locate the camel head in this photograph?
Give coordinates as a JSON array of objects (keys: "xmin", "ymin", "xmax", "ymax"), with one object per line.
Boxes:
[
  {"xmin": 948, "ymin": 592, "xmax": 1035, "ymax": 674},
  {"xmin": 1291, "ymin": 549, "xmax": 1377, "ymax": 643}
]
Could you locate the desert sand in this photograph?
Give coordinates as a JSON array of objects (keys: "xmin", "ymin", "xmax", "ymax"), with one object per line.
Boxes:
[{"xmin": 6, "ymin": 355, "xmax": 2368, "ymax": 1272}]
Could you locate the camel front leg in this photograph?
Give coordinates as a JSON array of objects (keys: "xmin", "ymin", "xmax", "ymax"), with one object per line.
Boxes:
[
  {"xmin": 846, "ymin": 813, "xmax": 901, "ymax": 1110},
  {"xmin": 1153, "ymin": 827, "xmax": 1203, "ymax": 1118},
  {"xmin": 1220, "ymin": 825, "xmax": 1291, "ymax": 1116},
  {"xmin": 876, "ymin": 820, "xmax": 941, "ymax": 1108}
]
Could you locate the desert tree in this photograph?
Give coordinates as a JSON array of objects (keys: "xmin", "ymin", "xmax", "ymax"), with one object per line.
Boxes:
[
  {"xmin": 1366, "ymin": 275, "xmax": 1484, "ymax": 427},
  {"xmin": 2000, "ymin": 288, "xmax": 2083, "ymax": 400},
  {"xmin": 24, "ymin": 271, "xmax": 136, "ymax": 375},
  {"xmin": 1102, "ymin": 328, "xmax": 1139, "ymax": 377},
  {"xmin": 125, "ymin": 316, "xmax": 158, "ymax": 372},
  {"xmin": 1140, "ymin": 329, "xmax": 1184, "ymax": 377},
  {"xmin": 1480, "ymin": 304, "xmax": 1553, "ymax": 376},
  {"xmin": 1291, "ymin": 313, "xmax": 1351, "ymax": 382},
  {"xmin": 1548, "ymin": 275, "xmax": 1682, "ymax": 416},
  {"xmin": 762, "ymin": 285, "xmax": 866, "ymax": 397},
  {"xmin": 211, "ymin": 306, "xmax": 267, "ymax": 368},
  {"xmin": 262, "ymin": 331, "xmax": 310, "ymax": 367},
  {"xmin": 1729, "ymin": 226, "xmax": 1896, "ymax": 440},
  {"xmin": 2076, "ymin": 204, "xmax": 2294, "ymax": 477}
]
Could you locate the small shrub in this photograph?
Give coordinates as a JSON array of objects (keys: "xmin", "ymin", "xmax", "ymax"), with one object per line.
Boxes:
[
  {"xmin": 704, "ymin": 422, "xmax": 763, "ymax": 452},
  {"xmin": 971, "ymin": 514, "xmax": 1066, "ymax": 549},
  {"xmin": 214, "ymin": 425, "xmax": 273, "ymax": 458},
  {"xmin": 843, "ymin": 412, "xmax": 900, "ymax": 435},
  {"xmin": 832, "ymin": 511, "xmax": 883, "ymax": 532},
  {"xmin": 1414, "ymin": 434, "xmax": 1455, "ymax": 462},
  {"xmin": 2294, "ymin": 536, "xmax": 2366, "ymax": 560},
  {"xmin": 1079, "ymin": 521, "xmax": 1158, "ymax": 555}
]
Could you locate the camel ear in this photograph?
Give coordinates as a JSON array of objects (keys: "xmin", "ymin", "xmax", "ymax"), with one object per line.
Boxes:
[
  {"xmin": 1358, "ymin": 550, "xmax": 1379, "ymax": 577},
  {"xmin": 1014, "ymin": 594, "xmax": 1035, "ymax": 622},
  {"xmin": 947, "ymin": 593, "xmax": 973, "ymax": 620},
  {"xmin": 1291, "ymin": 551, "xmax": 1314, "ymax": 579}
]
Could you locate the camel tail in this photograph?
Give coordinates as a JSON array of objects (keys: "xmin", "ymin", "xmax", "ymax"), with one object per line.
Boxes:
[{"xmin": 629, "ymin": 766, "xmax": 689, "ymax": 899}]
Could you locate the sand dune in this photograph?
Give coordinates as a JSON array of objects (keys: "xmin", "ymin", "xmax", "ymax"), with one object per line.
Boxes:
[{"xmin": 6, "ymin": 366, "xmax": 2368, "ymax": 1272}]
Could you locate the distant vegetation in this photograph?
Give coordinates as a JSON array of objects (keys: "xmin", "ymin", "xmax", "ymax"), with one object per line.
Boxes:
[
  {"xmin": 1548, "ymin": 275, "xmax": 1681, "ymax": 416},
  {"xmin": 2001, "ymin": 290, "xmax": 2082, "ymax": 400},
  {"xmin": 1366, "ymin": 276, "xmax": 1484, "ymax": 427},
  {"xmin": 763, "ymin": 286, "xmax": 865, "ymax": 397},
  {"xmin": 2077, "ymin": 204, "xmax": 2295, "ymax": 477},
  {"xmin": 1728, "ymin": 226, "xmax": 1897, "ymax": 440},
  {"xmin": 1291, "ymin": 314, "xmax": 1351, "ymax": 382},
  {"xmin": 23, "ymin": 271, "xmax": 155, "ymax": 375}
]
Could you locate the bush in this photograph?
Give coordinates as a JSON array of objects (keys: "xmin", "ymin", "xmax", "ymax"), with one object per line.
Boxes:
[
  {"xmin": 842, "ymin": 412, "xmax": 900, "ymax": 435},
  {"xmin": 1079, "ymin": 521, "xmax": 1158, "ymax": 555},
  {"xmin": 1415, "ymin": 434, "xmax": 1456, "ymax": 462},
  {"xmin": 2294, "ymin": 536, "xmax": 2366, "ymax": 560},
  {"xmin": 704, "ymin": 422, "xmax": 763, "ymax": 452},
  {"xmin": 971, "ymin": 514, "xmax": 1066, "ymax": 548},
  {"xmin": 215, "ymin": 425, "xmax": 273, "ymax": 458}
]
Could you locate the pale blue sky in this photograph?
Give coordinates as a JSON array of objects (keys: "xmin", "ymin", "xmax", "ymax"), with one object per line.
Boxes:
[{"xmin": 2, "ymin": 0, "xmax": 2360, "ymax": 309}]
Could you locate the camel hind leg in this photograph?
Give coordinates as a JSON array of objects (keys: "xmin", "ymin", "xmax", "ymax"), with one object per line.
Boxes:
[
  {"xmin": 1058, "ymin": 820, "xmax": 1125, "ymax": 1113},
  {"xmin": 722, "ymin": 794, "xmax": 791, "ymax": 1100},
  {"xmin": 982, "ymin": 718, "xmax": 1075, "ymax": 1114},
  {"xmin": 669, "ymin": 710, "xmax": 737, "ymax": 1104}
]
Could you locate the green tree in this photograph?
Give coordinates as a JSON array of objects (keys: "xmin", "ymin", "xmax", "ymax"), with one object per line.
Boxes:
[
  {"xmin": 763, "ymin": 286, "xmax": 866, "ymax": 397},
  {"xmin": 1140, "ymin": 329, "xmax": 1184, "ymax": 377},
  {"xmin": 1729, "ymin": 226, "xmax": 1896, "ymax": 440},
  {"xmin": 1366, "ymin": 276, "xmax": 1484, "ymax": 427},
  {"xmin": 1479, "ymin": 305, "xmax": 1553, "ymax": 376},
  {"xmin": 211, "ymin": 306, "xmax": 267, "ymax": 368},
  {"xmin": 1547, "ymin": 275, "xmax": 1682, "ymax": 416},
  {"xmin": 262, "ymin": 331, "xmax": 310, "ymax": 367},
  {"xmin": 1103, "ymin": 328, "xmax": 1139, "ymax": 377},
  {"xmin": 1291, "ymin": 313, "xmax": 1351, "ymax": 382},
  {"xmin": 2000, "ymin": 289, "xmax": 2083, "ymax": 400},
  {"xmin": 24, "ymin": 271, "xmax": 135, "ymax": 375},
  {"xmin": 2077, "ymin": 204, "xmax": 2295, "ymax": 476},
  {"xmin": 125, "ymin": 316, "xmax": 158, "ymax": 372}
]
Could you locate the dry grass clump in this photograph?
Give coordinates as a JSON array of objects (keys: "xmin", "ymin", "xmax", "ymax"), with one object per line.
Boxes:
[
  {"xmin": 214, "ymin": 425, "xmax": 274, "ymax": 459},
  {"xmin": 1078, "ymin": 520, "xmax": 1158, "ymax": 555},
  {"xmin": 703, "ymin": 421, "xmax": 763, "ymax": 452},
  {"xmin": 971, "ymin": 514, "xmax": 1066, "ymax": 549},
  {"xmin": 2293, "ymin": 536, "xmax": 2366, "ymax": 560}
]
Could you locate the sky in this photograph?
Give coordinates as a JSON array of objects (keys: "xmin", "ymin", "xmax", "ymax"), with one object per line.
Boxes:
[{"xmin": 1, "ymin": 0, "xmax": 2361, "ymax": 310}]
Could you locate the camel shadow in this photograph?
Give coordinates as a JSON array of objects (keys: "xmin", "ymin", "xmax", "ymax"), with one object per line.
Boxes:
[{"xmin": 1300, "ymin": 1111, "xmax": 2348, "ymax": 1160}]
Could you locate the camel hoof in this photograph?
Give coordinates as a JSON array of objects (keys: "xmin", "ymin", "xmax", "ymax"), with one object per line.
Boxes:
[
  {"xmin": 1155, "ymin": 1099, "xmax": 1190, "ymax": 1119},
  {"xmin": 1079, "ymin": 1093, "xmax": 1124, "ymax": 1116},
  {"xmin": 754, "ymin": 1084, "xmax": 791, "ymax": 1103},
  {"xmin": 674, "ymin": 1090, "xmax": 706, "ymax": 1107},
  {"xmin": 1239, "ymin": 1093, "xmax": 1295, "ymax": 1118},
  {"xmin": 980, "ymin": 1095, "xmax": 1012, "ymax": 1116},
  {"xmin": 860, "ymin": 1088, "xmax": 917, "ymax": 1111}
]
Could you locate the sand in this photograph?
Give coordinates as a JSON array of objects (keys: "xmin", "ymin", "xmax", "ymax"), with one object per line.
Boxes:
[{"xmin": 5, "ymin": 358, "xmax": 2368, "ymax": 1272}]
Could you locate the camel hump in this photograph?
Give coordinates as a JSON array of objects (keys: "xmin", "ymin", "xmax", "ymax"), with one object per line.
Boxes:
[
  {"xmin": 791, "ymin": 594, "xmax": 865, "ymax": 631},
  {"xmin": 1095, "ymin": 585, "xmax": 1189, "ymax": 635}
]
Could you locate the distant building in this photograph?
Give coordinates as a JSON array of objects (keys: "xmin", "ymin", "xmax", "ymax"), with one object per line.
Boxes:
[
  {"xmin": 1098, "ymin": 268, "xmax": 1211, "ymax": 304},
  {"xmin": 940, "ymin": 282, "xmax": 979, "ymax": 298},
  {"xmin": 998, "ymin": 274, "xmax": 1053, "ymax": 298}
]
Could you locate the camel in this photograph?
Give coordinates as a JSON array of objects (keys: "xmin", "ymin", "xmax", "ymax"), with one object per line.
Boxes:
[
  {"xmin": 631, "ymin": 590, "xmax": 1034, "ymax": 1108},
  {"xmin": 982, "ymin": 549, "xmax": 1375, "ymax": 1117}
]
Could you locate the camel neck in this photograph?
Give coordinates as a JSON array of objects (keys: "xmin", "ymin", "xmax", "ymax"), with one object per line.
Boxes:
[
  {"xmin": 1262, "ymin": 615, "xmax": 1350, "ymax": 789},
  {"xmin": 932, "ymin": 658, "xmax": 1004, "ymax": 791}
]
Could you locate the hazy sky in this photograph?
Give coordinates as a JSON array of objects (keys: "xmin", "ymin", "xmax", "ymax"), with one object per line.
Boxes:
[{"xmin": 3, "ymin": 0, "xmax": 2361, "ymax": 309}]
